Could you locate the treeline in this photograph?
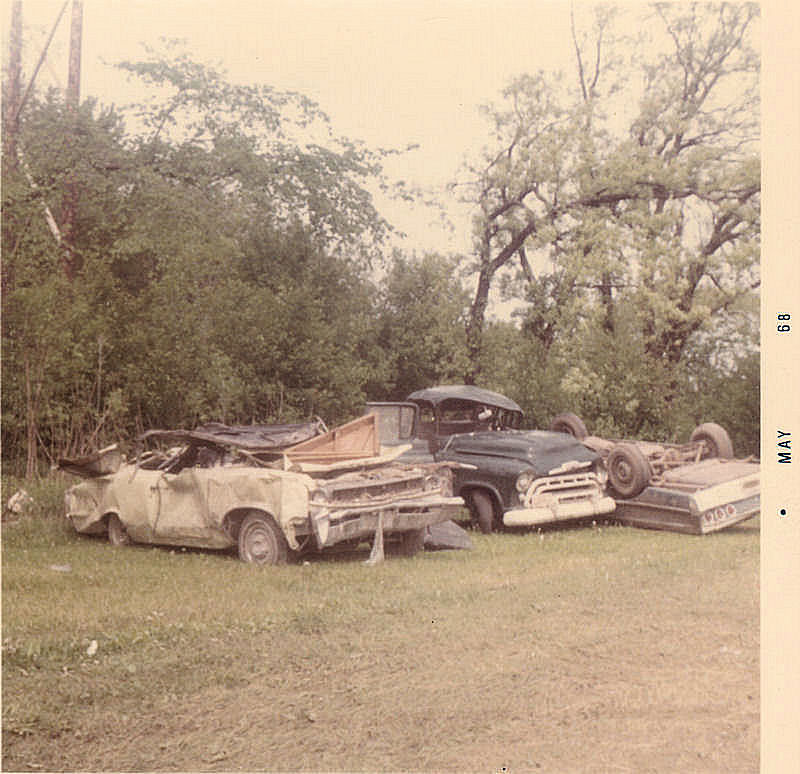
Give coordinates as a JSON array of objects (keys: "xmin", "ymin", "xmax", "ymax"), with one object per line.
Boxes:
[
  {"xmin": 2, "ymin": 8, "xmax": 760, "ymax": 476},
  {"xmin": 0, "ymin": 59, "xmax": 473, "ymax": 475}
]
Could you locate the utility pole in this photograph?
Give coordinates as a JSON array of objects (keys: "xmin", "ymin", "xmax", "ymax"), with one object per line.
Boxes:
[
  {"xmin": 61, "ymin": 0, "xmax": 84, "ymax": 279},
  {"xmin": 67, "ymin": 0, "xmax": 83, "ymax": 110},
  {"xmin": 3, "ymin": 0, "xmax": 23, "ymax": 171},
  {"xmin": 4, "ymin": 0, "xmax": 83, "ymax": 278}
]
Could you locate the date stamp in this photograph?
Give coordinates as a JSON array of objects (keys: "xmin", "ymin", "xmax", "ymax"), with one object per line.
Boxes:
[
  {"xmin": 774, "ymin": 314, "xmax": 794, "ymax": 519},
  {"xmin": 778, "ymin": 430, "xmax": 792, "ymax": 464}
]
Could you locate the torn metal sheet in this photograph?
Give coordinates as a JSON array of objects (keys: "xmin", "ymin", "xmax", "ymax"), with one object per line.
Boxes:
[
  {"xmin": 138, "ymin": 420, "xmax": 326, "ymax": 453},
  {"xmin": 424, "ymin": 520, "xmax": 473, "ymax": 551},
  {"xmin": 56, "ymin": 445, "xmax": 123, "ymax": 478}
]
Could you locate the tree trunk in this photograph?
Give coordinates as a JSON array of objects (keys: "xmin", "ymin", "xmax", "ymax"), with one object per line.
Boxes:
[
  {"xmin": 24, "ymin": 355, "xmax": 38, "ymax": 479},
  {"xmin": 465, "ymin": 268, "xmax": 493, "ymax": 384},
  {"xmin": 599, "ymin": 272, "xmax": 614, "ymax": 333}
]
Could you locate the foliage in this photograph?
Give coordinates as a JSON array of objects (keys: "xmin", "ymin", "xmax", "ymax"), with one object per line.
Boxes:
[
  {"xmin": 2, "ymin": 94, "xmax": 133, "ymax": 473},
  {"xmin": 375, "ymin": 252, "xmax": 471, "ymax": 400},
  {"xmin": 458, "ymin": 3, "xmax": 760, "ymax": 412},
  {"xmin": 2, "ymin": 47, "xmax": 399, "ymax": 468},
  {"xmin": 115, "ymin": 42, "xmax": 395, "ymax": 266},
  {"xmin": 1, "ymin": 18, "xmax": 760, "ymax": 473},
  {"xmin": 1, "ymin": 474, "xmax": 71, "ymax": 526}
]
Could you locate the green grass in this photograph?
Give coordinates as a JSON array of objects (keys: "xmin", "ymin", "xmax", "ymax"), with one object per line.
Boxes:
[{"xmin": 2, "ymin": 474, "xmax": 759, "ymax": 772}]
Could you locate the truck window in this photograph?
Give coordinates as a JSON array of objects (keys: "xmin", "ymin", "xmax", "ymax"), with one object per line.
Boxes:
[{"xmin": 367, "ymin": 404, "xmax": 417, "ymax": 443}]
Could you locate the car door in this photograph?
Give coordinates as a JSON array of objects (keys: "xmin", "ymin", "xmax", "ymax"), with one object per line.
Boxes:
[{"xmin": 150, "ymin": 467, "xmax": 217, "ymax": 545}]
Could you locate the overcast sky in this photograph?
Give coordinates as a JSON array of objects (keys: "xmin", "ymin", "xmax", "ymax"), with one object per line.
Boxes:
[
  {"xmin": 3, "ymin": 2, "xmax": 793, "ymax": 293},
  {"xmin": 8, "ymin": 0, "xmax": 597, "ymax": 255}
]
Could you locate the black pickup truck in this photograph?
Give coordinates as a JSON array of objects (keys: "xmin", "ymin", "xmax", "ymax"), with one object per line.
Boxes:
[{"xmin": 365, "ymin": 386, "xmax": 614, "ymax": 533}]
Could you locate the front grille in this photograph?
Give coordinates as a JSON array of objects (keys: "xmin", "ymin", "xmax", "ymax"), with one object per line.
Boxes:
[
  {"xmin": 522, "ymin": 473, "xmax": 603, "ymax": 507},
  {"xmin": 310, "ymin": 465, "xmax": 451, "ymax": 509},
  {"xmin": 328, "ymin": 472, "xmax": 425, "ymax": 500}
]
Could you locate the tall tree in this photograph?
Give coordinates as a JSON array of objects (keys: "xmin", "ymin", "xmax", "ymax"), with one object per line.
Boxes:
[
  {"xmin": 115, "ymin": 44, "xmax": 397, "ymax": 267},
  {"xmin": 3, "ymin": 0, "xmax": 23, "ymax": 173},
  {"xmin": 2, "ymin": 46, "xmax": 407, "ymax": 471},
  {"xmin": 458, "ymin": 3, "xmax": 759, "ymax": 384}
]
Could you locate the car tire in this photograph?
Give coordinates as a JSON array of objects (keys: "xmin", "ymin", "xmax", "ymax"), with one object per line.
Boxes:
[
  {"xmin": 690, "ymin": 422, "xmax": 734, "ymax": 459},
  {"xmin": 607, "ymin": 443, "xmax": 651, "ymax": 499},
  {"xmin": 107, "ymin": 514, "xmax": 131, "ymax": 546},
  {"xmin": 468, "ymin": 490, "xmax": 496, "ymax": 534},
  {"xmin": 549, "ymin": 412, "xmax": 589, "ymax": 440},
  {"xmin": 237, "ymin": 511, "xmax": 289, "ymax": 565}
]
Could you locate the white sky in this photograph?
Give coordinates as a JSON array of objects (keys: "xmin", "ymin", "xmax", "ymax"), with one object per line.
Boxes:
[{"xmin": 7, "ymin": 0, "xmax": 585, "ymax": 255}]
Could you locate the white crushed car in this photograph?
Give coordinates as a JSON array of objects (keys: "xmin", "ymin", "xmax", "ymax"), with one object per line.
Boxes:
[{"xmin": 60, "ymin": 415, "xmax": 464, "ymax": 563}]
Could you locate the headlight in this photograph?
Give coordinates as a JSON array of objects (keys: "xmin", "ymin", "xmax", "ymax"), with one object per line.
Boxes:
[
  {"xmin": 425, "ymin": 470, "xmax": 453, "ymax": 497},
  {"xmin": 516, "ymin": 471, "xmax": 535, "ymax": 493}
]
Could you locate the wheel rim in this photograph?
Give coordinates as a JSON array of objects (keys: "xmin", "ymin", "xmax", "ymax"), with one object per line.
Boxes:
[
  {"xmin": 612, "ymin": 458, "xmax": 633, "ymax": 487},
  {"xmin": 242, "ymin": 521, "xmax": 278, "ymax": 564},
  {"xmin": 698, "ymin": 436, "xmax": 719, "ymax": 458}
]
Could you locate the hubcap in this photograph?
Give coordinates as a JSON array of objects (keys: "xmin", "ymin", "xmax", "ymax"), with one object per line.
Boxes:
[
  {"xmin": 246, "ymin": 525, "xmax": 274, "ymax": 563},
  {"xmin": 615, "ymin": 460, "xmax": 632, "ymax": 482}
]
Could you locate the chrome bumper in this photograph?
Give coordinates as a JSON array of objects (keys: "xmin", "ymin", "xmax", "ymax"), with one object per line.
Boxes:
[{"xmin": 503, "ymin": 494, "xmax": 616, "ymax": 527}]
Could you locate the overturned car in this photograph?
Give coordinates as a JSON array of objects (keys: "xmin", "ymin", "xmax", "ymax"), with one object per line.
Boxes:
[
  {"xmin": 60, "ymin": 415, "xmax": 464, "ymax": 564},
  {"xmin": 548, "ymin": 413, "xmax": 760, "ymax": 535}
]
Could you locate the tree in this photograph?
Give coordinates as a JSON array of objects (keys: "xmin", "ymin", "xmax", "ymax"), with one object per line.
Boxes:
[
  {"xmin": 457, "ymin": 3, "xmax": 759, "ymax": 389},
  {"xmin": 2, "ymin": 95, "xmax": 133, "ymax": 474},
  {"xmin": 1, "ymin": 46, "xmax": 410, "ymax": 472},
  {"xmin": 115, "ymin": 43, "xmax": 397, "ymax": 266},
  {"xmin": 375, "ymin": 252, "xmax": 471, "ymax": 399}
]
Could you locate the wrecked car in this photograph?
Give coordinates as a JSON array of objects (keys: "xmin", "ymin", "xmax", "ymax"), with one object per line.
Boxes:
[
  {"xmin": 366, "ymin": 386, "xmax": 615, "ymax": 532},
  {"xmin": 61, "ymin": 415, "xmax": 464, "ymax": 564},
  {"xmin": 548, "ymin": 414, "xmax": 761, "ymax": 534}
]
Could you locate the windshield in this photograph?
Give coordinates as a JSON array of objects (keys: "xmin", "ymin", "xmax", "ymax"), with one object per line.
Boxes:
[{"xmin": 416, "ymin": 397, "xmax": 523, "ymax": 435}]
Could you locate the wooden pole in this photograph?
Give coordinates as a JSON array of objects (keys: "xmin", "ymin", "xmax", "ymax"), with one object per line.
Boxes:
[
  {"xmin": 67, "ymin": 0, "xmax": 83, "ymax": 110},
  {"xmin": 3, "ymin": 0, "xmax": 23, "ymax": 171},
  {"xmin": 61, "ymin": 0, "xmax": 84, "ymax": 279}
]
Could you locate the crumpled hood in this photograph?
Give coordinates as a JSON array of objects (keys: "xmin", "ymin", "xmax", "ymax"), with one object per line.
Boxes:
[{"xmin": 439, "ymin": 429, "xmax": 599, "ymax": 474}]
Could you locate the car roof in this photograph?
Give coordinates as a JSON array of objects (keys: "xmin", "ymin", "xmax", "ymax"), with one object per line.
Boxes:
[
  {"xmin": 137, "ymin": 420, "xmax": 324, "ymax": 452},
  {"xmin": 406, "ymin": 385, "xmax": 523, "ymax": 413}
]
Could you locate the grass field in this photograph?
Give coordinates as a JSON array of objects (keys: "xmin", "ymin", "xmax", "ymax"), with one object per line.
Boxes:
[{"xmin": 2, "ymin": 475, "xmax": 759, "ymax": 773}]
